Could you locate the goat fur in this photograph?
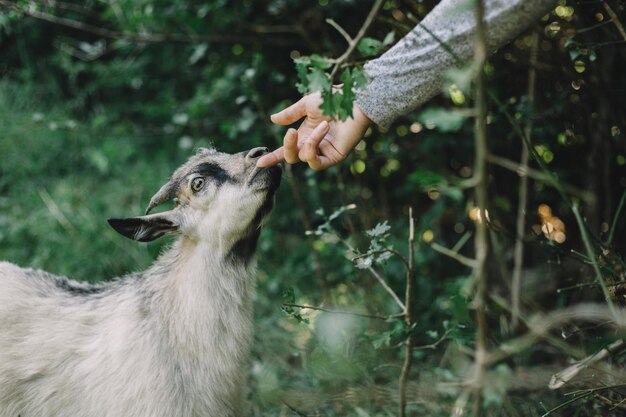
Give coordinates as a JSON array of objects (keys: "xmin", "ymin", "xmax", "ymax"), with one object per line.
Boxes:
[{"xmin": 0, "ymin": 147, "xmax": 281, "ymax": 417}]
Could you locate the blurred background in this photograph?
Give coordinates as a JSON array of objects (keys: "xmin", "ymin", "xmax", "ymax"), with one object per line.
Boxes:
[{"xmin": 0, "ymin": 0, "xmax": 625, "ymax": 415}]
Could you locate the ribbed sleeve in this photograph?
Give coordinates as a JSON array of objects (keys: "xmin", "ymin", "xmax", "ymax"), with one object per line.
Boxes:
[{"xmin": 355, "ymin": 0, "xmax": 557, "ymax": 129}]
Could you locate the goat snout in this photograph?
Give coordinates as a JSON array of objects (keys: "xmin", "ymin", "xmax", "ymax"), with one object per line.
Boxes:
[{"xmin": 246, "ymin": 147, "xmax": 269, "ymax": 159}]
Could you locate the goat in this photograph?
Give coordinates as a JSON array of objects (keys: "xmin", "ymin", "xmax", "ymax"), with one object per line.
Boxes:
[{"xmin": 0, "ymin": 147, "xmax": 281, "ymax": 417}]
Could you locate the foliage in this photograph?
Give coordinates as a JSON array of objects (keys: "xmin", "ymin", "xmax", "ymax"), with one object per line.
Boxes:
[{"xmin": 1, "ymin": 0, "xmax": 626, "ymax": 416}]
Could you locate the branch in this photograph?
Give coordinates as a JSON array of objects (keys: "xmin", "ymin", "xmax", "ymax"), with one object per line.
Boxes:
[
  {"xmin": 414, "ymin": 328, "xmax": 453, "ymax": 350},
  {"xmin": 399, "ymin": 207, "xmax": 416, "ymax": 417},
  {"xmin": 511, "ymin": 29, "xmax": 538, "ymax": 329},
  {"xmin": 541, "ymin": 384, "xmax": 626, "ymax": 417},
  {"xmin": 351, "ymin": 249, "xmax": 410, "ymax": 270},
  {"xmin": 486, "ymin": 153, "xmax": 593, "ymax": 203},
  {"xmin": 549, "ymin": 339, "xmax": 625, "ymax": 390},
  {"xmin": 470, "ymin": 1, "xmax": 489, "ymax": 415},
  {"xmin": 282, "ymin": 399, "xmax": 310, "ymax": 417},
  {"xmin": 327, "ymin": 0, "xmax": 385, "ymax": 80},
  {"xmin": 603, "ymin": 1, "xmax": 626, "ymax": 42},
  {"xmin": 490, "ymin": 293, "xmax": 587, "ymax": 359},
  {"xmin": 430, "ymin": 242, "xmax": 478, "ymax": 269},
  {"xmin": 340, "ymin": 239, "xmax": 406, "ymax": 310},
  {"xmin": 572, "ymin": 204, "xmax": 618, "ymax": 318},
  {"xmin": 366, "ymin": 265, "xmax": 406, "ymax": 311},
  {"xmin": 282, "ymin": 303, "xmax": 397, "ymax": 321},
  {"xmin": 0, "ymin": 0, "xmax": 301, "ymax": 46},
  {"xmin": 608, "ymin": 190, "xmax": 626, "ymax": 245},
  {"xmin": 326, "ymin": 18, "xmax": 352, "ymax": 44},
  {"xmin": 486, "ymin": 303, "xmax": 626, "ymax": 365},
  {"xmin": 38, "ymin": 187, "xmax": 76, "ymax": 236}
]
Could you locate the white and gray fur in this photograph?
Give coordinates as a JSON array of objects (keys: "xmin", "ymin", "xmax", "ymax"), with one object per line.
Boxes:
[{"xmin": 0, "ymin": 147, "xmax": 281, "ymax": 417}]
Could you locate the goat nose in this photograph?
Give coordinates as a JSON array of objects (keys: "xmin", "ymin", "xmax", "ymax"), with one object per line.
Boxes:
[{"xmin": 246, "ymin": 147, "xmax": 269, "ymax": 159}]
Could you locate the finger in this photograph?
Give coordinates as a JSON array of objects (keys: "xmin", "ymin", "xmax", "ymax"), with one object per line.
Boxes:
[
  {"xmin": 270, "ymin": 97, "xmax": 307, "ymax": 126},
  {"xmin": 283, "ymin": 128, "xmax": 300, "ymax": 164},
  {"xmin": 256, "ymin": 147, "xmax": 284, "ymax": 167},
  {"xmin": 311, "ymin": 154, "xmax": 335, "ymax": 170},
  {"xmin": 307, "ymin": 139, "xmax": 340, "ymax": 170},
  {"xmin": 299, "ymin": 121, "xmax": 330, "ymax": 169}
]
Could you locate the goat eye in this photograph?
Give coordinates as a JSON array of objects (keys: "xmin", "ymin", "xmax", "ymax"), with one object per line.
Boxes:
[{"xmin": 191, "ymin": 177, "xmax": 205, "ymax": 192}]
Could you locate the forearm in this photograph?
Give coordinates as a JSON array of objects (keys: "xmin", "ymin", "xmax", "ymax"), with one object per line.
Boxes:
[{"xmin": 355, "ymin": 0, "xmax": 557, "ymax": 129}]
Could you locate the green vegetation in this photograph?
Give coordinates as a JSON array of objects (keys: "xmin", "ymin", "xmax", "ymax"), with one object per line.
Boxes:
[{"xmin": 1, "ymin": 0, "xmax": 625, "ymax": 415}]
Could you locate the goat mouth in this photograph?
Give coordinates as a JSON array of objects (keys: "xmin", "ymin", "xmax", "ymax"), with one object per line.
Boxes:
[{"xmin": 247, "ymin": 165, "xmax": 282, "ymax": 189}]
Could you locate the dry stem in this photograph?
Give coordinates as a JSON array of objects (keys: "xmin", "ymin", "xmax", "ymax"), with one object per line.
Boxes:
[
  {"xmin": 511, "ymin": 29, "xmax": 538, "ymax": 329},
  {"xmin": 470, "ymin": 1, "xmax": 489, "ymax": 415},
  {"xmin": 603, "ymin": 1, "xmax": 626, "ymax": 42},
  {"xmin": 399, "ymin": 208, "xmax": 416, "ymax": 417}
]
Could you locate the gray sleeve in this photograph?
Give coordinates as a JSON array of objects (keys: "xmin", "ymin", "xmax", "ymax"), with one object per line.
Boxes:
[{"xmin": 354, "ymin": 0, "xmax": 557, "ymax": 129}]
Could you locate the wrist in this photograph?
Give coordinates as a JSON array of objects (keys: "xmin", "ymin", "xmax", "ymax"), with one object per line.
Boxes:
[{"xmin": 352, "ymin": 103, "xmax": 372, "ymax": 138}]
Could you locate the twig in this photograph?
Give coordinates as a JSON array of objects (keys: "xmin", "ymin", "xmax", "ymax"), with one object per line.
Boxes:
[
  {"xmin": 414, "ymin": 328, "xmax": 453, "ymax": 350},
  {"xmin": 488, "ymin": 93, "xmax": 570, "ymax": 204},
  {"xmin": 431, "ymin": 243, "xmax": 478, "ymax": 269},
  {"xmin": 549, "ymin": 339, "xmax": 625, "ymax": 389},
  {"xmin": 366, "ymin": 265, "xmax": 406, "ymax": 311},
  {"xmin": 326, "ymin": 18, "xmax": 352, "ymax": 44},
  {"xmin": 282, "ymin": 399, "xmax": 310, "ymax": 417},
  {"xmin": 540, "ymin": 390, "xmax": 595, "ymax": 416},
  {"xmin": 37, "ymin": 188, "xmax": 76, "ymax": 236},
  {"xmin": 282, "ymin": 303, "xmax": 396, "ymax": 321},
  {"xmin": 608, "ymin": 190, "xmax": 626, "ymax": 245},
  {"xmin": 572, "ymin": 204, "xmax": 617, "ymax": 318},
  {"xmin": 399, "ymin": 207, "xmax": 416, "ymax": 417},
  {"xmin": 486, "ymin": 153, "xmax": 593, "ymax": 203},
  {"xmin": 327, "ymin": 0, "xmax": 385, "ymax": 80},
  {"xmin": 542, "ymin": 384, "xmax": 626, "ymax": 417},
  {"xmin": 486, "ymin": 303, "xmax": 626, "ymax": 365},
  {"xmin": 603, "ymin": 1, "xmax": 626, "ymax": 42},
  {"xmin": 451, "ymin": 231, "xmax": 473, "ymax": 253},
  {"xmin": 511, "ymin": 29, "xmax": 538, "ymax": 329},
  {"xmin": 351, "ymin": 249, "xmax": 410, "ymax": 270},
  {"xmin": 576, "ymin": 19, "xmax": 615, "ymax": 34},
  {"xmin": 0, "ymin": 0, "xmax": 301, "ymax": 46},
  {"xmin": 490, "ymin": 293, "xmax": 587, "ymax": 359},
  {"xmin": 340, "ymin": 239, "xmax": 406, "ymax": 310},
  {"xmin": 470, "ymin": 1, "xmax": 489, "ymax": 415}
]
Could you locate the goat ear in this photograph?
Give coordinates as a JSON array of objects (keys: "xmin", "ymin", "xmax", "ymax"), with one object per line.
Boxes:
[{"xmin": 108, "ymin": 213, "xmax": 179, "ymax": 242}]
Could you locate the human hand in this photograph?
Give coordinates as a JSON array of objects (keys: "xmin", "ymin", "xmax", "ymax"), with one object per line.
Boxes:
[{"xmin": 256, "ymin": 92, "xmax": 372, "ymax": 170}]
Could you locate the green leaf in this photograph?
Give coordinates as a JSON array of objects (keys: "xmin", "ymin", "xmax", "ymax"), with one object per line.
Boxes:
[
  {"xmin": 408, "ymin": 170, "xmax": 445, "ymax": 187},
  {"xmin": 382, "ymin": 31, "xmax": 395, "ymax": 46},
  {"xmin": 352, "ymin": 67, "xmax": 368, "ymax": 90},
  {"xmin": 319, "ymin": 89, "xmax": 335, "ymax": 116},
  {"xmin": 366, "ymin": 221, "xmax": 391, "ymax": 238},
  {"xmin": 354, "ymin": 257, "xmax": 373, "ymax": 270},
  {"xmin": 307, "ymin": 67, "xmax": 331, "ymax": 93},
  {"xmin": 340, "ymin": 69, "xmax": 355, "ymax": 103},
  {"xmin": 358, "ymin": 37, "xmax": 383, "ymax": 57}
]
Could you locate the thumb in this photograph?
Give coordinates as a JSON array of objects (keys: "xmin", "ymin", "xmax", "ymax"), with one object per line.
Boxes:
[{"xmin": 270, "ymin": 97, "xmax": 307, "ymax": 126}]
